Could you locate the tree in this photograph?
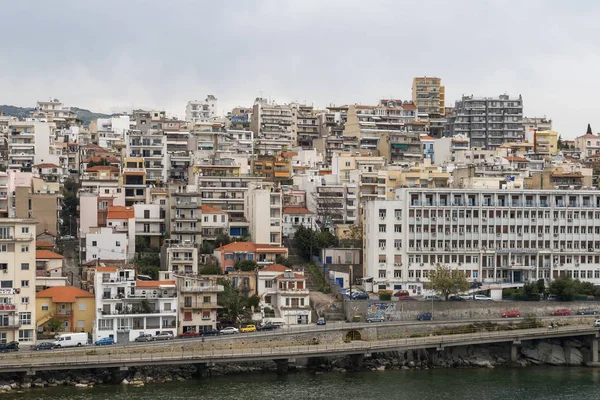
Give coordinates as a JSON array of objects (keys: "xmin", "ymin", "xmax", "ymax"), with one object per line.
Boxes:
[
  {"xmin": 200, "ymin": 241, "xmax": 215, "ymax": 255},
  {"xmin": 276, "ymin": 255, "xmax": 293, "ymax": 268},
  {"xmin": 587, "ymin": 123, "xmax": 593, "ymax": 135},
  {"xmin": 87, "ymin": 158, "xmax": 109, "ymax": 168},
  {"xmin": 136, "ymin": 253, "xmax": 160, "ymax": 279},
  {"xmin": 199, "ymin": 263, "xmax": 221, "ymax": 275},
  {"xmin": 234, "ymin": 260, "xmax": 257, "ymax": 272},
  {"xmin": 293, "ymin": 226, "xmax": 319, "ymax": 261},
  {"xmin": 217, "ymin": 278, "xmax": 251, "ymax": 326},
  {"xmin": 548, "ymin": 275, "xmax": 579, "ymax": 301},
  {"xmin": 425, "ymin": 264, "xmax": 470, "ymax": 300},
  {"xmin": 346, "ymin": 221, "xmax": 363, "ymax": 247},
  {"xmin": 47, "ymin": 318, "xmax": 62, "ymax": 333},
  {"xmin": 214, "ymin": 233, "xmax": 232, "ymax": 248},
  {"xmin": 557, "ymin": 135, "xmax": 564, "ymax": 150}
]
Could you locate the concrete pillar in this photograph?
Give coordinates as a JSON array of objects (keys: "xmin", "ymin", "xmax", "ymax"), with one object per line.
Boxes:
[
  {"xmin": 510, "ymin": 341, "xmax": 520, "ymax": 362},
  {"xmin": 350, "ymin": 354, "xmax": 365, "ymax": 369},
  {"xmin": 592, "ymin": 336, "xmax": 599, "ymax": 363},
  {"xmin": 274, "ymin": 359, "xmax": 289, "ymax": 375}
]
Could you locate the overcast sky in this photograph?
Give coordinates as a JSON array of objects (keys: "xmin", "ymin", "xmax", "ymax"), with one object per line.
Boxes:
[{"xmin": 1, "ymin": 0, "xmax": 598, "ymax": 138}]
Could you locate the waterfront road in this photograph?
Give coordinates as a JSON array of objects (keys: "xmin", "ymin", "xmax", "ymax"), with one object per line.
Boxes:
[{"xmin": 0, "ymin": 324, "xmax": 597, "ymax": 373}]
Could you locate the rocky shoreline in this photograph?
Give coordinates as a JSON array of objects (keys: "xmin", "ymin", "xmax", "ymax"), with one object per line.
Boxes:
[{"xmin": 0, "ymin": 338, "xmax": 598, "ymax": 394}]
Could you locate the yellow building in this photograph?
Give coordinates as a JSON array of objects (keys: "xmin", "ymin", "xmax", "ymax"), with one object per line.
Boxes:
[
  {"xmin": 383, "ymin": 166, "xmax": 451, "ymax": 199},
  {"xmin": 535, "ymin": 130, "xmax": 559, "ymax": 155},
  {"xmin": 36, "ymin": 286, "xmax": 95, "ymax": 334},
  {"xmin": 412, "ymin": 76, "xmax": 445, "ymax": 115}
]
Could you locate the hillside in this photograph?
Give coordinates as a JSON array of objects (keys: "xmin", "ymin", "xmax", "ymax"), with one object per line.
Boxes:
[{"xmin": 0, "ymin": 105, "xmax": 115, "ymax": 126}]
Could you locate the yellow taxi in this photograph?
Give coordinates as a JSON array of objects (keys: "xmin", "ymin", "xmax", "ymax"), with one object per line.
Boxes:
[{"xmin": 240, "ymin": 324, "xmax": 257, "ymax": 333}]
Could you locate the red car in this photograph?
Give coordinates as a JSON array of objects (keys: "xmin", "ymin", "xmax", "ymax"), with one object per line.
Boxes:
[
  {"xmin": 178, "ymin": 331, "xmax": 199, "ymax": 338},
  {"xmin": 552, "ymin": 309, "xmax": 571, "ymax": 316},
  {"xmin": 502, "ymin": 310, "xmax": 521, "ymax": 318}
]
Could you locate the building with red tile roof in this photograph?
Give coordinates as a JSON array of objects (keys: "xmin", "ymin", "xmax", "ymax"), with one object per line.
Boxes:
[
  {"xmin": 213, "ymin": 242, "xmax": 288, "ymax": 272},
  {"xmin": 36, "ymin": 286, "xmax": 95, "ymax": 333}
]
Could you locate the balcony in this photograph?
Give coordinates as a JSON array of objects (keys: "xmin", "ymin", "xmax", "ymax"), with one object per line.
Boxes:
[{"xmin": 180, "ymin": 285, "xmax": 224, "ymax": 293}]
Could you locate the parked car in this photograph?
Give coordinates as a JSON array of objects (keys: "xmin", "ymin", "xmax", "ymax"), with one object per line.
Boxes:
[
  {"xmin": 423, "ymin": 295, "xmax": 443, "ymax": 302},
  {"xmin": 502, "ymin": 310, "xmax": 521, "ymax": 318},
  {"xmin": 31, "ymin": 342, "xmax": 55, "ymax": 351},
  {"xmin": 393, "ymin": 290, "xmax": 410, "ymax": 297},
  {"xmin": 134, "ymin": 333, "xmax": 154, "ymax": 342},
  {"xmin": 317, "ymin": 317, "xmax": 326, "ymax": 326},
  {"xmin": 594, "ymin": 319, "xmax": 600, "ymax": 327},
  {"xmin": 449, "ymin": 295, "xmax": 466, "ymax": 301},
  {"xmin": 154, "ymin": 332, "xmax": 174, "ymax": 340},
  {"xmin": 367, "ymin": 315, "xmax": 385, "ymax": 323},
  {"xmin": 256, "ymin": 323, "xmax": 277, "ymax": 331},
  {"xmin": 417, "ymin": 312, "xmax": 434, "ymax": 321},
  {"xmin": 396, "ymin": 296, "xmax": 417, "ymax": 301},
  {"xmin": 470, "ymin": 282, "xmax": 483, "ymax": 289},
  {"xmin": 552, "ymin": 309, "xmax": 571, "ymax": 316},
  {"xmin": 240, "ymin": 324, "xmax": 257, "ymax": 333},
  {"xmin": 577, "ymin": 308, "xmax": 598, "ymax": 315},
  {"xmin": 201, "ymin": 329, "xmax": 221, "ymax": 336},
  {"xmin": 0, "ymin": 341, "xmax": 19, "ymax": 353},
  {"xmin": 60, "ymin": 235, "xmax": 75, "ymax": 241},
  {"xmin": 95, "ymin": 337, "xmax": 115, "ymax": 346},
  {"xmin": 474, "ymin": 294, "xmax": 493, "ymax": 301},
  {"xmin": 178, "ymin": 331, "xmax": 199, "ymax": 338},
  {"xmin": 220, "ymin": 327, "xmax": 240, "ymax": 335},
  {"xmin": 350, "ymin": 292, "xmax": 369, "ymax": 300}
]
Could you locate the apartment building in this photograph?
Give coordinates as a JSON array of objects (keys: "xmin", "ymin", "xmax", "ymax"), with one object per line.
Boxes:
[
  {"xmin": 35, "ymin": 249, "xmax": 66, "ymax": 291},
  {"xmin": 446, "ymin": 94, "xmax": 524, "ymax": 149},
  {"xmin": 90, "ymin": 115, "xmax": 131, "ymax": 150},
  {"xmin": 252, "ymin": 155, "xmax": 292, "ymax": 182},
  {"xmin": 229, "ymin": 107, "xmax": 252, "ymax": 130},
  {"xmin": 126, "ymin": 128, "xmax": 166, "ymax": 184},
  {"xmin": 8, "ymin": 120, "xmax": 60, "ymax": 172},
  {"xmin": 175, "ymin": 275, "xmax": 223, "ymax": 334},
  {"xmin": 79, "ymin": 188, "xmax": 126, "ymax": 235},
  {"xmin": 292, "ymin": 104, "xmax": 319, "ymax": 149},
  {"xmin": 534, "ymin": 130, "xmax": 559, "ymax": 155},
  {"xmin": 85, "ymin": 227, "xmax": 130, "ymax": 262},
  {"xmin": 268, "ymin": 270, "xmax": 310, "ymax": 325},
  {"xmin": 185, "ymin": 95, "xmax": 218, "ymax": 122},
  {"xmin": 201, "ymin": 204, "xmax": 228, "ymax": 243},
  {"xmin": 365, "ymin": 188, "xmax": 600, "ymax": 294},
  {"xmin": 122, "ymin": 157, "xmax": 146, "ymax": 206},
  {"xmin": 524, "ymin": 117, "xmax": 552, "ymax": 143},
  {"xmin": 432, "ymin": 134, "xmax": 470, "ymax": 165},
  {"xmin": 251, "ymin": 98, "xmax": 294, "ymax": 144},
  {"xmin": 134, "ymin": 203, "xmax": 167, "ymax": 248},
  {"xmin": 377, "ymin": 121, "xmax": 425, "ymax": 164},
  {"xmin": 161, "ymin": 241, "xmax": 198, "ymax": 275},
  {"xmin": 94, "ymin": 267, "xmax": 177, "ymax": 343},
  {"xmin": 282, "ymin": 206, "xmax": 315, "ymax": 239},
  {"xmin": 0, "ymin": 218, "xmax": 37, "ymax": 344},
  {"xmin": 245, "ymin": 184, "xmax": 282, "ymax": 246},
  {"xmin": 412, "ymin": 77, "xmax": 445, "ymax": 116},
  {"xmin": 12, "ymin": 174, "xmax": 62, "ymax": 234},
  {"xmin": 0, "ymin": 173, "xmax": 8, "ymax": 218},
  {"xmin": 213, "ymin": 242, "xmax": 288, "ymax": 272},
  {"xmin": 35, "ymin": 286, "xmax": 95, "ymax": 334},
  {"xmin": 169, "ymin": 185, "xmax": 202, "ymax": 245},
  {"xmin": 575, "ymin": 133, "xmax": 600, "ymax": 159},
  {"xmin": 32, "ymin": 99, "xmax": 76, "ymax": 123}
]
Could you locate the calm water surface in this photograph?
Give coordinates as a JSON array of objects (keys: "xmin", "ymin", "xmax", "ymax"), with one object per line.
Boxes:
[{"xmin": 7, "ymin": 367, "xmax": 600, "ymax": 400}]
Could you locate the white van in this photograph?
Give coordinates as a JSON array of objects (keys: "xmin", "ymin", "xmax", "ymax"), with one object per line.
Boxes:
[{"xmin": 54, "ymin": 332, "xmax": 88, "ymax": 348}]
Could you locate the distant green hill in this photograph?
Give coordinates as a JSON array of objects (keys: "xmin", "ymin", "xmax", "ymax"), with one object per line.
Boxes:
[{"xmin": 0, "ymin": 105, "xmax": 116, "ymax": 126}]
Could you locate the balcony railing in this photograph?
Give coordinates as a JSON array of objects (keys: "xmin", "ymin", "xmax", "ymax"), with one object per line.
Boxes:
[{"xmin": 180, "ymin": 285, "xmax": 224, "ymax": 293}]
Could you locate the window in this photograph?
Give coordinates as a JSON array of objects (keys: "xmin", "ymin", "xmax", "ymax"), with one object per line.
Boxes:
[
  {"xmin": 21, "ymin": 297, "xmax": 29, "ymax": 305},
  {"xmin": 202, "ymin": 311, "xmax": 211, "ymax": 320},
  {"xmin": 0, "ymin": 244, "xmax": 6, "ymax": 252},
  {"xmin": 18, "ymin": 330, "xmax": 33, "ymax": 342},
  {"xmin": 0, "ymin": 264, "xmax": 6, "ymax": 271},
  {"xmin": 19, "ymin": 312, "xmax": 31, "ymax": 325},
  {"xmin": 92, "ymin": 241, "xmax": 97, "ymax": 246},
  {"xmin": 77, "ymin": 320, "xmax": 84, "ymax": 328},
  {"xmin": 20, "ymin": 246, "xmax": 29, "ymax": 253},
  {"xmin": 184, "ymin": 297, "xmax": 192, "ymax": 307},
  {"xmin": 21, "ymin": 263, "xmax": 29, "ymax": 271},
  {"xmin": 20, "ymin": 280, "xmax": 29, "ymax": 288},
  {"xmin": 203, "ymin": 296, "xmax": 211, "ymax": 304},
  {"xmin": 265, "ymin": 280, "xmax": 273, "ymax": 288},
  {"xmin": 41, "ymin": 304, "xmax": 49, "ymax": 311},
  {"xmin": 0, "ymin": 281, "xmax": 12, "ymax": 288},
  {"xmin": 78, "ymin": 303, "xmax": 86, "ymax": 311},
  {"xmin": 116, "ymin": 241, "xmax": 121, "ymax": 247},
  {"xmin": 21, "ymin": 227, "xmax": 29, "ymax": 234},
  {"xmin": 184, "ymin": 311, "xmax": 192, "ymax": 321}
]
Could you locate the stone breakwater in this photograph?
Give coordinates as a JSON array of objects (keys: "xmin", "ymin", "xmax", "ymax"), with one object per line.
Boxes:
[{"xmin": 1, "ymin": 337, "xmax": 598, "ymax": 394}]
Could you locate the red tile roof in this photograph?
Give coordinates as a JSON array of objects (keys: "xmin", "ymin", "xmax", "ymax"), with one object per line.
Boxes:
[
  {"xmin": 86, "ymin": 165, "xmax": 119, "ymax": 173},
  {"xmin": 577, "ymin": 134, "xmax": 599, "ymax": 139},
  {"xmin": 261, "ymin": 264, "xmax": 290, "ymax": 272},
  {"xmin": 202, "ymin": 204, "xmax": 225, "ymax": 214},
  {"xmin": 420, "ymin": 135, "xmax": 435, "ymax": 141},
  {"xmin": 36, "ymin": 241, "xmax": 56, "ymax": 248},
  {"xmin": 283, "ymin": 206, "xmax": 313, "ymax": 215},
  {"xmin": 84, "ymin": 156, "xmax": 120, "ymax": 164},
  {"xmin": 107, "ymin": 206, "xmax": 134, "ymax": 219},
  {"xmin": 275, "ymin": 273, "xmax": 305, "ymax": 280},
  {"xmin": 36, "ymin": 286, "xmax": 94, "ymax": 303},
  {"xmin": 214, "ymin": 242, "xmax": 287, "ymax": 253},
  {"xmin": 36, "ymin": 163, "xmax": 60, "ymax": 168},
  {"xmin": 95, "ymin": 266, "xmax": 117, "ymax": 272},
  {"xmin": 36, "ymin": 250, "xmax": 63, "ymax": 260},
  {"xmin": 504, "ymin": 156, "xmax": 529, "ymax": 162}
]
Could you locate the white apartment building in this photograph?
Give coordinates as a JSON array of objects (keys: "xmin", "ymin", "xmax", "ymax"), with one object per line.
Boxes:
[
  {"xmin": 265, "ymin": 270, "xmax": 310, "ymax": 325},
  {"xmin": 282, "ymin": 206, "xmax": 315, "ymax": 239},
  {"xmin": 365, "ymin": 188, "xmax": 600, "ymax": 294},
  {"xmin": 85, "ymin": 227, "xmax": 130, "ymax": 262},
  {"xmin": 185, "ymin": 95, "xmax": 218, "ymax": 122},
  {"xmin": 126, "ymin": 129, "xmax": 167, "ymax": 184},
  {"xmin": 201, "ymin": 204, "xmax": 229, "ymax": 242},
  {"xmin": 169, "ymin": 186, "xmax": 202, "ymax": 245},
  {"xmin": 524, "ymin": 117, "xmax": 552, "ymax": 143},
  {"xmin": 175, "ymin": 275, "xmax": 223, "ymax": 334},
  {"xmin": 134, "ymin": 204, "xmax": 166, "ymax": 248},
  {"xmin": 0, "ymin": 218, "xmax": 37, "ymax": 344},
  {"xmin": 162, "ymin": 242, "xmax": 198, "ymax": 275},
  {"xmin": 432, "ymin": 134, "xmax": 470, "ymax": 165},
  {"xmin": 32, "ymin": 99, "xmax": 76, "ymax": 122},
  {"xmin": 8, "ymin": 121, "xmax": 60, "ymax": 172},
  {"xmin": 94, "ymin": 115, "xmax": 131, "ymax": 150},
  {"xmin": 245, "ymin": 184, "xmax": 282, "ymax": 246},
  {"xmin": 251, "ymin": 99, "xmax": 294, "ymax": 144},
  {"xmin": 94, "ymin": 267, "xmax": 177, "ymax": 343}
]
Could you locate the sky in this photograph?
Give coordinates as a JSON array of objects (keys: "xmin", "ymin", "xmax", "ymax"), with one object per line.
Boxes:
[{"xmin": 1, "ymin": 0, "xmax": 598, "ymax": 138}]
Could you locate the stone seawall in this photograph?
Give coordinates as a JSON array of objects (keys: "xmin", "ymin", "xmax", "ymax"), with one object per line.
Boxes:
[{"xmin": 344, "ymin": 300, "xmax": 600, "ymax": 322}]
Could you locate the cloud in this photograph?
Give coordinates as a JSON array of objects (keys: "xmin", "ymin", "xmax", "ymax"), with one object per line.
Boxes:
[{"xmin": 1, "ymin": 0, "xmax": 599, "ymax": 137}]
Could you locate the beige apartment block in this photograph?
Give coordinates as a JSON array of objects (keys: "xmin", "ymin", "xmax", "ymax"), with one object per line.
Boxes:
[{"xmin": 0, "ymin": 218, "xmax": 37, "ymax": 344}]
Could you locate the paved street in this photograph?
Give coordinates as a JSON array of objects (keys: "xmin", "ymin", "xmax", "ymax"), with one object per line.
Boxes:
[{"xmin": 58, "ymin": 239, "xmax": 80, "ymax": 287}]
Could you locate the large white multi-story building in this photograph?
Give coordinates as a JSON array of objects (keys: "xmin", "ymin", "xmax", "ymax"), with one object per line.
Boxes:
[
  {"xmin": 8, "ymin": 121, "xmax": 60, "ymax": 172},
  {"xmin": 245, "ymin": 184, "xmax": 282, "ymax": 246},
  {"xmin": 365, "ymin": 188, "xmax": 600, "ymax": 294},
  {"xmin": 94, "ymin": 267, "xmax": 177, "ymax": 343},
  {"xmin": 0, "ymin": 218, "xmax": 37, "ymax": 344},
  {"xmin": 185, "ymin": 95, "xmax": 218, "ymax": 122}
]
